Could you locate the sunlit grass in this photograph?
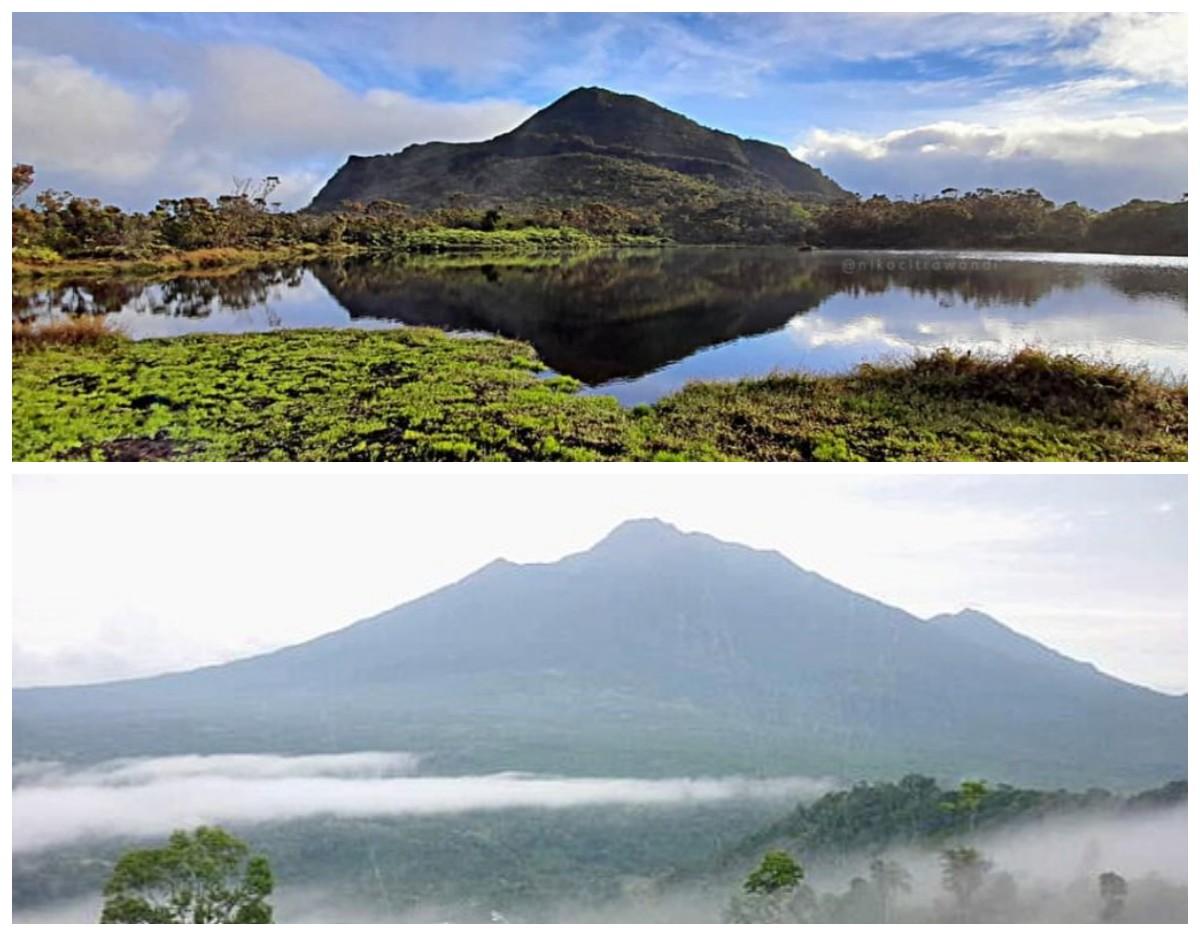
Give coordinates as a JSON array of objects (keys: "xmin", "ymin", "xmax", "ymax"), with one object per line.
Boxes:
[{"xmin": 11, "ymin": 334, "xmax": 1186, "ymax": 462}]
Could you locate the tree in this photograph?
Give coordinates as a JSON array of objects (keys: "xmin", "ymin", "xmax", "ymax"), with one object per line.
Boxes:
[
  {"xmin": 100, "ymin": 826, "xmax": 273, "ymax": 924},
  {"xmin": 1098, "ymin": 871, "xmax": 1128, "ymax": 922},
  {"xmin": 745, "ymin": 849, "xmax": 803, "ymax": 895},
  {"xmin": 726, "ymin": 850, "xmax": 811, "ymax": 923},
  {"xmin": 942, "ymin": 778, "xmax": 988, "ymax": 833},
  {"xmin": 940, "ymin": 846, "xmax": 992, "ymax": 922},
  {"xmin": 13, "ymin": 163, "xmax": 35, "ymax": 201},
  {"xmin": 231, "ymin": 175, "xmax": 281, "ymax": 210},
  {"xmin": 869, "ymin": 856, "xmax": 911, "ymax": 923}
]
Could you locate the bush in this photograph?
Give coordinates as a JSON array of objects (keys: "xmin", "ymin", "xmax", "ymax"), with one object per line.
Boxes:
[
  {"xmin": 12, "ymin": 315, "xmax": 123, "ymax": 351},
  {"xmin": 12, "ymin": 246, "xmax": 62, "ymax": 265}
]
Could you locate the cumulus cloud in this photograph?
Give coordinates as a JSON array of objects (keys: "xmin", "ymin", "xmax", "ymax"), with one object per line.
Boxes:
[
  {"xmin": 795, "ymin": 116, "xmax": 1187, "ymax": 207},
  {"xmin": 12, "ymin": 753, "xmax": 836, "ymax": 854},
  {"xmin": 1062, "ymin": 13, "xmax": 1188, "ymax": 85},
  {"xmin": 773, "ymin": 15, "xmax": 1187, "ymax": 206},
  {"xmin": 11, "ymin": 44, "xmax": 532, "ymax": 210},
  {"xmin": 12, "ymin": 51, "xmax": 188, "ymax": 183},
  {"xmin": 189, "ymin": 44, "xmax": 533, "ymax": 159}
]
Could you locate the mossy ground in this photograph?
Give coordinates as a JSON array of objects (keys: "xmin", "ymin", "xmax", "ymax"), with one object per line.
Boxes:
[{"xmin": 11, "ymin": 332, "xmax": 1186, "ymax": 462}]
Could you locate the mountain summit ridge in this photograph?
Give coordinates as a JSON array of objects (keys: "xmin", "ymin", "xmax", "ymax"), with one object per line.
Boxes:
[{"xmin": 307, "ymin": 86, "xmax": 846, "ymax": 213}]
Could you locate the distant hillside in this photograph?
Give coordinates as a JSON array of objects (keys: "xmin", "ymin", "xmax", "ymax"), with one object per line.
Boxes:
[
  {"xmin": 309, "ymin": 87, "xmax": 846, "ymax": 220},
  {"xmin": 13, "ymin": 520, "xmax": 1185, "ymax": 787},
  {"xmin": 729, "ymin": 775, "xmax": 1188, "ymax": 863}
]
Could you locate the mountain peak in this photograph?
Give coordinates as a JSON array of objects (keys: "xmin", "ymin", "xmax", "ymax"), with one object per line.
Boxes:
[
  {"xmin": 525, "ymin": 86, "xmax": 661, "ymax": 122},
  {"xmin": 927, "ymin": 607, "xmax": 1034, "ymax": 642},
  {"xmin": 509, "ymin": 85, "xmax": 709, "ymax": 148},
  {"xmin": 550, "ymin": 85, "xmax": 629, "ymax": 106},
  {"xmin": 926, "ymin": 608, "xmax": 1114, "ymax": 682},
  {"xmin": 309, "ymin": 84, "xmax": 846, "ymax": 212},
  {"xmin": 939, "ymin": 608, "xmax": 997, "ymax": 624},
  {"xmin": 594, "ymin": 517, "xmax": 687, "ymax": 547}
]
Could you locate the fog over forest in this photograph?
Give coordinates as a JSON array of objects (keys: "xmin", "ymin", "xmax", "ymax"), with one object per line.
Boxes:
[
  {"xmin": 12, "ymin": 752, "xmax": 833, "ymax": 855},
  {"xmin": 11, "ymin": 751, "xmax": 1186, "ymax": 924}
]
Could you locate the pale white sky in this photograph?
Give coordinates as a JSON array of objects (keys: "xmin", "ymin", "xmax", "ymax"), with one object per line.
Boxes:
[{"xmin": 10, "ymin": 473, "xmax": 1186, "ymax": 693}]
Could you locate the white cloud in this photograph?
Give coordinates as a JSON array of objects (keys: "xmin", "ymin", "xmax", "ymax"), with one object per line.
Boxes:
[
  {"xmin": 1062, "ymin": 13, "xmax": 1188, "ymax": 85},
  {"xmin": 795, "ymin": 116, "xmax": 1187, "ymax": 207},
  {"xmin": 770, "ymin": 16, "xmax": 1187, "ymax": 205},
  {"xmin": 190, "ymin": 44, "xmax": 533, "ymax": 159},
  {"xmin": 12, "ymin": 51, "xmax": 189, "ymax": 183},
  {"xmin": 12, "ymin": 45, "xmax": 533, "ymax": 209},
  {"xmin": 16, "ymin": 752, "xmax": 422, "ymax": 786},
  {"xmin": 11, "ymin": 753, "xmax": 835, "ymax": 854},
  {"xmin": 758, "ymin": 12, "xmax": 1187, "ymax": 87}
]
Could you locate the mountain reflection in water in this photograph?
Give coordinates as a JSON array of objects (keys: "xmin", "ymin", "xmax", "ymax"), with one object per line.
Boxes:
[{"xmin": 15, "ymin": 248, "xmax": 1186, "ymax": 403}]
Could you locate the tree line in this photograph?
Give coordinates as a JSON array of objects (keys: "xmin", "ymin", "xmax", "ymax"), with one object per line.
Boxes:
[
  {"xmin": 811, "ymin": 188, "xmax": 1187, "ymax": 255},
  {"xmin": 96, "ymin": 775, "xmax": 1184, "ymax": 923},
  {"xmin": 13, "ymin": 163, "xmax": 1186, "ymax": 260},
  {"xmin": 726, "ymin": 778, "xmax": 1159, "ymax": 924}
]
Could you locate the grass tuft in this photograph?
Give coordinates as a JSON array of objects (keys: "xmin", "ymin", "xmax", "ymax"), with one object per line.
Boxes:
[{"xmin": 12, "ymin": 315, "xmax": 126, "ymax": 352}]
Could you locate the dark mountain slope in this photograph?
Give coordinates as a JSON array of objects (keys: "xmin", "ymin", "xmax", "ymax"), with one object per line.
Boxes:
[
  {"xmin": 13, "ymin": 520, "xmax": 1184, "ymax": 787},
  {"xmin": 308, "ymin": 87, "xmax": 846, "ymax": 213}
]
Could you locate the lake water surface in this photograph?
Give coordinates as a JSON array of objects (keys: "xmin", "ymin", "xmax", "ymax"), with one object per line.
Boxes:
[{"xmin": 16, "ymin": 248, "xmax": 1186, "ymax": 404}]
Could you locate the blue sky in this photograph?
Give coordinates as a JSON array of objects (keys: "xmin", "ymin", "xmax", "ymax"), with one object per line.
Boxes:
[{"xmin": 12, "ymin": 12, "xmax": 1188, "ymax": 209}]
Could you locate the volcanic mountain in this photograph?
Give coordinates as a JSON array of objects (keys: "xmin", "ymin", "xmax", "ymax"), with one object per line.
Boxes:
[
  {"xmin": 308, "ymin": 87, "xmax": 846, "ymax": 212},
  {"xmin": 13, "ymin": 520, "xmax": 1184, "ymax": 787}
]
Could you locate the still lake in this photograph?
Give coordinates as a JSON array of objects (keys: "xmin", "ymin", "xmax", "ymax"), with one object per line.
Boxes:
[{"xmin": 16, "ymin": 248, "xmax": 1187, "ymax": 404}]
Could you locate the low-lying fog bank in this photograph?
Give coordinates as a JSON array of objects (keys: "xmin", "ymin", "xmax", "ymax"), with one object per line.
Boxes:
[
  {"xmin": 12, "ymin": 751, "xmax": 835, "ymax": 854},
  {"xmin": 11, "ymin": 752, "xmax": 1186, "ymax": 923}
]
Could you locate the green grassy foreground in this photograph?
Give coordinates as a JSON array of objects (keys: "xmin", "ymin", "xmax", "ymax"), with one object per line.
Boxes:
[{"xmin": 11, "ymin": 329, "xmax": 1186, "ymax": 461}]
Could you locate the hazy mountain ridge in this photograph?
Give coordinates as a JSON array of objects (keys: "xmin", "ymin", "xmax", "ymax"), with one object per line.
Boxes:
[
  {"xmin": 309, "ymin": 87, "xmax": 846, "ymax": 212},
  {"xmin": 13, "ymin": 520, "xmax": 1184, "ymax": 787}
]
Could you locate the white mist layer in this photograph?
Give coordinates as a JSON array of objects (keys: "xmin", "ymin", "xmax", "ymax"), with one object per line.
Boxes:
[
  {"xmin": 13, "ymin": 751, "xmax": 423, "ymax": 786},
  {"xmin": 12, "ymin": 752, "xmax": 835, "ymax": 854}
]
